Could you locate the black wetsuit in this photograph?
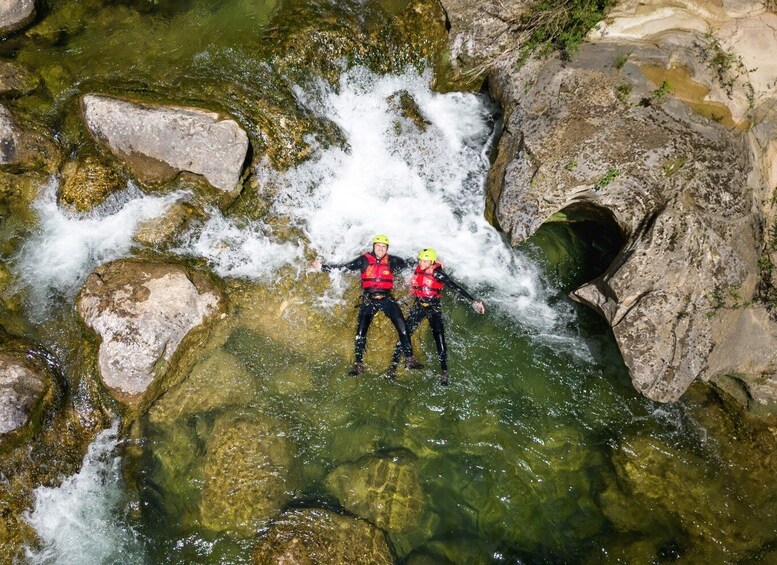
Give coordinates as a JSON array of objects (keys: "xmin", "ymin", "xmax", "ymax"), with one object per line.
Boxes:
[
  {"xmin": 322, "ymin": 253, "xmax": 414, "ymax": 363},
  {"xmin": 391, "ymin": 267, "xmax": 476, "ymax": 372}
]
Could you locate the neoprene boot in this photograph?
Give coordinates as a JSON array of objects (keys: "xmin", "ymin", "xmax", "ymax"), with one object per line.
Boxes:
[
  {"xmin": 384, "ymin": 365, "xmax": 397, "ymax": 380},
  {"xmin": 405, "ymin": 356, "xmax": 424, "ymax": 370},
  {"xmin": 439, "ymin": 372, "xmax": 449, "ymax": 386},
  {"xmin": 348, "ymin": 362, "xmax": 364, "ymax": 376}
]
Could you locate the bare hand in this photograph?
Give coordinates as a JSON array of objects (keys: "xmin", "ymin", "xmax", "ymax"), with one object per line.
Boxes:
[
  {"xmin": 310, "ymin": 259, "xmax": 322, "ymax": 271},
  {"xmin": 472, "ymin": 300, "xmax": 485, "ymax": 314}
]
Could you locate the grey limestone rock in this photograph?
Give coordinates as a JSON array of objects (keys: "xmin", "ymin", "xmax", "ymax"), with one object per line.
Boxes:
[
  {"xmin": 81, "ymin": 94, "xmax": 249, "ymax": 199},
  {"xmin": 76, "ymin": 260, "xmax": 222, "ymax": 404}
]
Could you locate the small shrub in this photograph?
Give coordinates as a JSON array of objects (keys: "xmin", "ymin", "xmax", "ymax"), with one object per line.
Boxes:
[
  {"xmin": 612, "ymin": 52, "xmax": 630, "ymax": 69},
  {"xmin": 594, "ymin": 167, "xmax": 619, "ymax": 189},
  {"xmin": 616, "ymin": 83, "xmax": 632, "ymax": 102}
]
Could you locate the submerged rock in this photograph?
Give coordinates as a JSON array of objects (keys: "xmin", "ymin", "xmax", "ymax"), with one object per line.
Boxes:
[
  {"xmin": 200, "ymin": 413, "xmax": 299, "ymax": 535},
  {"xmin": 81, "ymin": 94, "xmax": 249, "ymax": 199},
  {"xmin": 76, "ymin": 260, "xmax": 222, "ymax": 405},
  {"xmin": 133, "ymin": 201, "xmax": 204, "ymax": 249},
  {"xmin": 0, "ymin": 105, "xmax": 60, "ymax": 171},
  {"xmin": 325, "ymin": 451, "xmax": 426, "ymax": 533},
  {"xmin": 0, "ymin": 61, "xmax": 38, "ymax": 97},
  {"xmin": 252, "ymin": 508, "xmax": 393, "ymax": 564},
  {"xmin": 603, "ymin": 432, "xmax": 777, "ymax": 561},
  {"xmin": 58, "ymin": 156, "xmax": 125, "ymax": 212},
  {"xmin": 0, "ymin": 0, "xmax": 34, "ymax": 36}
]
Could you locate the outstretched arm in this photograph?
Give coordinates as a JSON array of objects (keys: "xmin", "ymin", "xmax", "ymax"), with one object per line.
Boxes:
[
  {"xmin": 436, "ymin": 269, "xmax": 485, "ymax": 314},
  {"xmin": 310, "ymin": 256, "xmax": 367, "ymax": 273}
]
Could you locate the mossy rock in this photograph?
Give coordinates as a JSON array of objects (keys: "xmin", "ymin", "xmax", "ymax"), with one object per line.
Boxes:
[
  {"xmin": 252, "ymin": 508, "xmax": 393, "ymax": 565},
  {"xmin": 325, "ymin": 451, "xmax": 425, "ymax": 533},
  {"xmin": 134, "ymin": 201, "xmax": 205, "ymax": 249},
  {"xmin": 58, "ymin": 156, "xmax": 125, "ymax": 212},
  {"xmin": 200, "ymin": 412, "xmax": 299, "ymax": 535},
  {"xmin": 387, "ymin": 89, "xmax": 431, "ymax": 133},
  {"xmin": 0, "ymin": 61, "xmax": 39, "ymax": 97}
]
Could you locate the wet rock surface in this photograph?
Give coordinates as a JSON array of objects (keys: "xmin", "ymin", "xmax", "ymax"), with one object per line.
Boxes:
[
  {"xmin": 200, "ymin": 413, "xmax": 299, "ymax": 535},
  {"xmin": 0, "ymin": 330, "xmax": 55, "ymax": 439},
  {"xmin": 76, "ymin": 260, "xmax": 222, "ymax": 404},
  {"xmin": 252, "ymin": 508, "xmax": 393, "ymax": 565},
  {"xmin": 58, "ymin": 156, "xmax": 125, "ymax": 212},
  {"xmin": 0, "ymin": 61, "xmax": 38, "ymax": 97},
  {"xmin": 81, "ymin": 94, "xmax": 249, "ymax": 197}
]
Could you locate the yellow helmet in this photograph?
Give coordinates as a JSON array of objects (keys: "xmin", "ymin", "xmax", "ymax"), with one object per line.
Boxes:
[
  {"xmin": 418, "ymin": 248, "xmax": 437, "ymax": 262},
  {"xmin": 372, "ymin": 234, "xmax": 390, "ymax": 246}
]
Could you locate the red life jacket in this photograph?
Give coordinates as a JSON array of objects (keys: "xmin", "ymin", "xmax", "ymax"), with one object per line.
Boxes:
[
  {"xmin": 412, "ymin": 263, "xmax": 444, "ymax": 299},
  {"xmin": 361, "ymin": 253, "xmax": 394, "ymax": 291}
]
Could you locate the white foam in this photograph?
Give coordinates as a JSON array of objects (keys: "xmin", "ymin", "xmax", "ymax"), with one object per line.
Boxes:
[
  {"xmin": 24, "ymin": 422, "xmax": 146, "ymax": 564},
  {"xmin": 177, "ymin": 207, "xmax": 303, "ymax": 280},
  {"xmin": 267, "ymin": 67, "xmax": 568, "ymax": 335},
  {"xmin": 13, "ymin": 179, "xmax": 182, "ymax": 317}
]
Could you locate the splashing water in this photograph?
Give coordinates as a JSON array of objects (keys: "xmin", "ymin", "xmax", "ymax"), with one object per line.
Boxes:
[
  {"xmin": 178, "ymin": 207, "xmax": 303, "ymax": 280},
  {"xmin": 265, "ymin": 67, "xmax": 572, "ymax": 336},
  {"xmin": 24, "ymin": 423, "xmax": 147, "ymax": 565},
  {"xmin": 13, "ymin": 179, "xmax": 184, "ymax": 319}
]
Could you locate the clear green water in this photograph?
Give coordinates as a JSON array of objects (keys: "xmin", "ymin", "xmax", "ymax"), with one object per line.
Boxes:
[{"xmin": 2, "ymin": 0, "xmax": 777, "ymax": 563}]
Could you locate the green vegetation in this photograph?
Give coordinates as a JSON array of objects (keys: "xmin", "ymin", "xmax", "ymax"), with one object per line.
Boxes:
[
  {"xmin": 663, "ymin": 156, "xmax": 687, "ymax": 177},
  {"xmin": 616, "ymin": 83, "xmax": 631, "ymax": 102},
  {"xmin": 702, "ymin": 31, "xmax": 756, "ymax": 104},
  {"xmin": 612, "ymin": 52, "xmax": 630, "ymax": 69},
  {"xmin": 468, "ymin": 0, "xmax": 614, "ymax": 76},
  {"xmin": 594, "ymin": 167, "xmax": 619, "ymax": 189},
  {"xmin": 653, "ymin": 80, "xmax": 672, "ymax": 98},
  {"xmin": 564, "ymin": 159, "xmax": 577, "ymax": 171}
]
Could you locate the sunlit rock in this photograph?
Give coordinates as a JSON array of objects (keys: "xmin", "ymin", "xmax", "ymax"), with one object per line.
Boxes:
[
  {"xmin": 81, "ymin": 94, "xmax": 248, "ymax": 199},
  {"xmin": 58, "ymin": 156, "xmax": 125, "ymax": 212},
  {"xmin": 251, "ymin": 508, "xmax": 393, "ymax": 564},
  {"xmin": 0, "ymin": 0, "xmax": 34, "ymax": 36},
  {"xmin": 0, "ymin": 329, "xmax": 55, "ymax": 440},
  {"xmin": 133, "ymin": 201, "xmax": 204, "ymax": 249},
  {"xmin": 200, "ymin": 413, "xmax": 299, "ymax": 535},
  {"xmin": 325, "ymin": 451, "xmax": 426, "ymax": 533},
  {"xmin": 76, "ymin": 260, "xmax": 222, "ymax": 406}
]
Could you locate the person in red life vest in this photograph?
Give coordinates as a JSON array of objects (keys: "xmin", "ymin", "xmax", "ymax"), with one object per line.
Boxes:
[
  {"xmin": 311, "ymin": 234, "xmax": 424, "ymax": 376},
  {"xmin": 387, "ymin": 247, "xmax": 485, "ymax": 385}
]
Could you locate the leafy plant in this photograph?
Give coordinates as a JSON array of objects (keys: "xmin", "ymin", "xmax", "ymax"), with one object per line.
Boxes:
[
  {"xmin": 467, "ymin": 0, "xmax": 614, "ymax": 76},
  {"xmin": 594, "ymin": 167, "xmax": 619, "ymax": 189},
  {"xmin": 616, "ymin": 83, "xmax": 631, "ymax": 102},
  {"xmin": 565, "ymin": 159, "xmax": 577, "ymax": 171},
  {"xmin": 653, "ymin": 80, "xmax": 672, "ymax": 98}
]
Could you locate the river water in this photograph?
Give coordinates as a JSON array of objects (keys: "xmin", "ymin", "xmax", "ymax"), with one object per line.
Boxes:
[{"xmin": 5, "ymin": 0, "xmax": 777, "ymax": 563}]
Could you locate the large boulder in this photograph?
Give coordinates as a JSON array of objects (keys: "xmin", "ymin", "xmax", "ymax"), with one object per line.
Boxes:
[
  {"xmin": 0, "ymin": 0, "xmax": 34, "ymax": 37},
  {"xmin": 252, "ymin": 508, "xmax": 393, "ymax": 565},
  {"xmin": 441, "ymin": 0, "xmax": 777, "ymax": 407},
  {"xmin": 200, "ymin": 413, "xmax": 299, "ymax": 535},
  {"xmin": 81, "ymin": 94, "xmax": 249, "ymax": 200},
  {"xmin": 76, "ymin": 260, "xmax": 222, "ymax": 405}
]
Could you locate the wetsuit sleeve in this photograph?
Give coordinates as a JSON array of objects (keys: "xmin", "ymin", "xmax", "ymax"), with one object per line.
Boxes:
[
  {"xmin": 436, "ymin": 269, "xmax": 477, "ymax": 301},
  {"xmin": 389, "ymin": 256, "xmax": 414, "ymax": 272},
  {"xmin": 322, "ymin": 256, "xmax": 366, "ymax": 273}
]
